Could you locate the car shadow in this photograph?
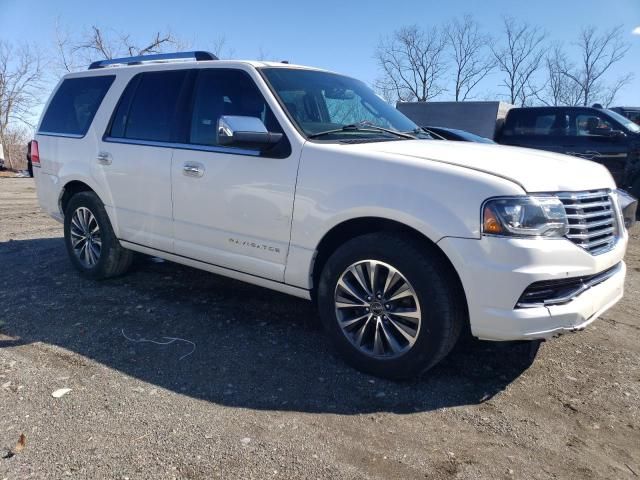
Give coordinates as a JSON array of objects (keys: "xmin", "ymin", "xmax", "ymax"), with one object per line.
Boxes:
[{"xmin": 0, "ymin": 237, "xmax": 536, "ymax": 414}]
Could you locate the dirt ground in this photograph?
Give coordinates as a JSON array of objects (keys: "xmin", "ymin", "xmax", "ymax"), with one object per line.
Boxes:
[{"xmin": 1, "ymin": 178, "xmax": 638, "ymax": 479}]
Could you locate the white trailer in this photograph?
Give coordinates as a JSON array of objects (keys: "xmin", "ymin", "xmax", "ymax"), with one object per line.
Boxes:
[{"xmin": 396, "ymin": 101, "xmax": 513, "ymax": 140}]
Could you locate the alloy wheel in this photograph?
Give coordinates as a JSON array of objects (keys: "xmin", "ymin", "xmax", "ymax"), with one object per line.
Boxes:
[
  {"xmin": 334, "ymin": 260, "xmax": 422, "ymax": 359},
  {"xmin": 70, "ymin": 206, "xmax": 102, "ymax": 268}
]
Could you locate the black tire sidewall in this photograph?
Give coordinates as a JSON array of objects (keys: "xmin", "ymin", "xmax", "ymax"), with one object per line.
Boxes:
[
  {"xmin": 63, "ymin": 192, "xmax": 118, "ymax": 279},
  {"xmin": 318, "ymin": 233, "xmax": 458, "ymax": 379}
]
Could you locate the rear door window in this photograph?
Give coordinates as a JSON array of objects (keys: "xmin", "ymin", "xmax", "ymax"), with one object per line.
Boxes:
[
  {"xmin": 503, "ymin": 110, "xmax": 569, "ymax": 136},
  {"xmin": 109, "ymin": 70, "xmax": 190, "ymax": 142},
  {"xmin": 39, "ymin": 76, "xmax": 115, "ymax": 136}
]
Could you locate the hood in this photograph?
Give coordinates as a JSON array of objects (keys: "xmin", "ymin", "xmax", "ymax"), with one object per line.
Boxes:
[{"xmin": 342, "ymin": 140, "xmax": 616, "ymax": 193}]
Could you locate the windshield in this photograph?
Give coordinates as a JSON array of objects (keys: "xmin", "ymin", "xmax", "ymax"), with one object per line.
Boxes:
[
  {"xmin": 605, "ymin": 109, "xmax": 640, "ymax": 133},
  {"xmin": 261, "ymin": 68, "xmax": 425, "ymax": 141}
]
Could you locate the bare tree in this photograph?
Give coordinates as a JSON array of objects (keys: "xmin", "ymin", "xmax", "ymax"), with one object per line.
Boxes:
[
  {"xmin": 0, "ymin": 41, "xmax": 44, "ymax": 169},
  {"xmin": 536, "ymin": 45, "xmax": 582, "ymax": 106},
  {"xmin": 558, "ymin": 26, "xmax": 632, "ymax": 106},
  {"xmin": 374, "ymin": 25, "xmax": 448, "ymax": 102},
  {"xmin": 208, "ymin": 35, "xmax": 235, "ymax": 59},
  {"xmin": 491, "ymin": 17, "xmax": 546, "ymax": 106},
  {"xmin": 54, "ymin": 22, "xmax": 183, "ymax": 73},
  {"xmin": 445, "ymin": 15, "xmax": 495, "ymax": 101},
  {"xmin": 2, "ymin": 126, "xmax": 30, "ymax": 171}
]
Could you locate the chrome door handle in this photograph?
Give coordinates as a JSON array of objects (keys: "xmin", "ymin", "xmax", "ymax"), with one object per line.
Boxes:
[
  {"xmin": 183, "ymin": 162, "xmax": 204, "ymax": 177},
  {"xmin": 97, "ymin": 151, "xmax": 112, "ymax": 165}
]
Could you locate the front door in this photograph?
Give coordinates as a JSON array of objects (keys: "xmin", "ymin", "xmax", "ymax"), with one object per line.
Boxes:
[
  {"xmin": 171, "ymin": 68, "xmax": 299, "ymax": 281},
  {"xmin": 567, "ymin": 111, "xmax": 630, "ymax": 186}
]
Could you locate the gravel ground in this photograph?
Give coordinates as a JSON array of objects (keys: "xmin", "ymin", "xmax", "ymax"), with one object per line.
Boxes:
[{"xmin": 1, "ymin": 178, "xmax": 639, "ymax": 479}]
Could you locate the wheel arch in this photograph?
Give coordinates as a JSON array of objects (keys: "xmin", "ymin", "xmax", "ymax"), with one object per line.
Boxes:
[
  {"xmin": 58, "ymin": 180, "xmax": 98, "ymax": 216},
  {"xmin": 310, "ymin": 217, "xmax": 469, "ymax": 321}
]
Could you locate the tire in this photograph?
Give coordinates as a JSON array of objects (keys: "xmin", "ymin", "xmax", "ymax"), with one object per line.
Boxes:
[
  {"xmin": 317, "ymin": 232, "xmax": 465, "ymax": 380},
  {"xmin": 64, "ymin": 191, "xmax": 133, "ymax": 279}
]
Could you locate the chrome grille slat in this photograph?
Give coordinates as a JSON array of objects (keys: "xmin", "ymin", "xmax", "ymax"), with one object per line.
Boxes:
[
  {"xmin": 584, "ymin": 236, "xmax": 616, "ymax": 249},
  {"xmin": 557, "ymin": 190, "xmax": 618, "ymax": 255},
  {"xmin": 562, "ymin": 200, "xmax": 612, "ymax": 210},
  {"xmin": 566, "ymin": 227, "xmax": 615, "ymax": 240},
  {"xmin": 568, "ymin": 218, "xmax": 614, "ymax": 230},
  {"xmin": 558, "ymin": 191, "xmax": 613, "ymax": 200},
  {"xmin": 566, "ymin": 211, "xmax": 613, "ymax": 220}
]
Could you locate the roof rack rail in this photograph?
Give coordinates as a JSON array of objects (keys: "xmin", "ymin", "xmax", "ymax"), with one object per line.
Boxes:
[{"xmin": 88, "ymin": 51, "xmax": 218, "ymax": 70}]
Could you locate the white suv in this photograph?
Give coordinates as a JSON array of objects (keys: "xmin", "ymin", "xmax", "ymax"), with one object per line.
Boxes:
[{"xmin": 33, "ymin": 51, "xmax": 629, "ymax": 379}]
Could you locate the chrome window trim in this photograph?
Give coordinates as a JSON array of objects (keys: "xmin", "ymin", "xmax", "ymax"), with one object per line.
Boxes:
[
  {"xmin": 102, "ymin": 137, "xmax": 260, "ymax": 157},
  {"xmin": 37, "ymin": 131, "xmax": 85, "ymax": 139}
]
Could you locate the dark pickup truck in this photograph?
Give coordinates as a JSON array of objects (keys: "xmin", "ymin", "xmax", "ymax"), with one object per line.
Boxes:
[{"xmin": 496, "ymin": 106, "xmax": 640, "ymax": 199}]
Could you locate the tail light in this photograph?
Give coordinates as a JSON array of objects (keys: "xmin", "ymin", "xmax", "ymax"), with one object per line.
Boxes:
[{"xmin": 30, "ymin": 140, "xmax": 40, "ymax": 167}]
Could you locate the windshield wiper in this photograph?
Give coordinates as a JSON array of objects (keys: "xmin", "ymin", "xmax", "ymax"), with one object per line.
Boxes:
[
  {"xmin": 403, "ymin": 127, "xmax": 435, "ymax": 139},
  {"xmin": 308, "ymin": 121, "xmax": 416, "ymax": 140}
]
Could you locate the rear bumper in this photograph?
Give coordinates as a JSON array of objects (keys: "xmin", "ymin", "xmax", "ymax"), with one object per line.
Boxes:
[{"xmin": 438, "ymin": 233, "xmax": 627, "ymax": 341}]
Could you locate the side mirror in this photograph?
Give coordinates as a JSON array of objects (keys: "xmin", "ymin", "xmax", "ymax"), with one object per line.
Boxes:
[
  {"xmin": 608, "ymin": 129, "xmax": 627, "ymax": 139},
  {"xmin": 217, "ymin": 115, "xmax": 283, "ymax": 149}
]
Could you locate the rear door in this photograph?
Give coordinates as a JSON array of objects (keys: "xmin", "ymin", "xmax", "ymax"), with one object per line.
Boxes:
[
  {"xmin": 99, "ymin": 70, "xmax": 191, "ymax": 252},
  {"xmin": 170, "ymin": 68, "xmax": 298, "ymax": 281},
  {"xmin": 499, "ymin": 108, "xmax": 570, "ymax": 154}
]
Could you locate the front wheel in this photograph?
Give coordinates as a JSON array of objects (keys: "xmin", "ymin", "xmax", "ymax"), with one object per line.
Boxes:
[
  {"xmin": 317, "ymin": 232, "xmax": 465, "ymax": 379},
  {"xmin": 64, "ymin": 191, "xmax": 133, "ymax": 279}
]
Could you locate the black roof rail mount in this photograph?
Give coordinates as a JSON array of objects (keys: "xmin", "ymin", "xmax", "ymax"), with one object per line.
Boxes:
[{"xmin": 88, "ymin": 51, "xmax": 218, "ymax": 70}]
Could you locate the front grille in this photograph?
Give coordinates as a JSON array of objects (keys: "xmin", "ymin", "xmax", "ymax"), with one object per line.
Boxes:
[
  {"xmin": 557, "ymin": 190, "xmax": 618, "ymax": 255},
  {"xmin": 516, "ymin": 262, "xmax": 622, "ymax": 308}
]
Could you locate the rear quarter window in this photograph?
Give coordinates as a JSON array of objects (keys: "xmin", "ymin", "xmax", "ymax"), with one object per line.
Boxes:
[{"xmin": 39, "ymin": 76, "xmax": 115, "ymax": 137}]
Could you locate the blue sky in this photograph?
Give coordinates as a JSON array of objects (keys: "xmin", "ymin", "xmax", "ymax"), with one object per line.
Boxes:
[{"xmin": 1, "ymin": 0, "xmax": 639, "ymax": 106}]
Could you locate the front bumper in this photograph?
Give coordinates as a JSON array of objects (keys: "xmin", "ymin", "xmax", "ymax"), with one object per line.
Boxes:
[{"xmin": 438, "ymin": 233, "xmax": 628, "ymax": 341}]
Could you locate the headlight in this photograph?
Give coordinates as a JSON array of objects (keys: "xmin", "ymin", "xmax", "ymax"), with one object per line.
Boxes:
[{"xmin": 483, "ymin": 196, "xmax": 569, "ymax": 237}]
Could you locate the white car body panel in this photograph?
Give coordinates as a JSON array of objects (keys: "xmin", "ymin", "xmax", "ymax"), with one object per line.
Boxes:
[
  {"xmin": 284, "ymin": 141, "xmax": 526, "ymax": 288},
  {"xmin": 32, "ymin": 58, "xmax": 629, "ymax": 344},
  {"xmin": 438, "ymin": 232, "xmax": 627, "ymax": 340},
  {"xmin": 170, "ymin": 147, "xmax": 299, "ymax": 281}
]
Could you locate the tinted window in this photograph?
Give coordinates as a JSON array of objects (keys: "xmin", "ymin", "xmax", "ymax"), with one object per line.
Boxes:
[
  {"xmin": 575, "ymin": 114, "xmax": 615, "ymax": 137},
  {"xmin": 504, "ymin": 110, "xmax": 569, "ymax": 136},
  {"xmin": 189, "ymin": 69, "xmax": 282, "ymax": 146},
  {"xmin": 108, "ymin": 75, "xmax": 140, "ymax": 138},
  {"xmin": 39, "ymin": 76, "xmax": 115, "ymax": 136},
  {"xmin": 111, "ymin": 70, "xmax": 189, "ymax": 142}
]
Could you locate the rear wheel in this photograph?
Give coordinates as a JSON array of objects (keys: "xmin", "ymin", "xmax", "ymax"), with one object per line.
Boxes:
[
  {"xmin": 64, "ymin": 191, "xmax": 133, "ymax": 279},
  {"xmin": 317, "ymin": 232, "xmax": 465, "ymax": 379}
]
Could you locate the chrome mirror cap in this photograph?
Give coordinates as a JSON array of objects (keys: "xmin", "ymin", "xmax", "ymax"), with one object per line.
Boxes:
[{"xmin": 218, "ymin": 115, "xmax": 268, "ymax": 140}]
